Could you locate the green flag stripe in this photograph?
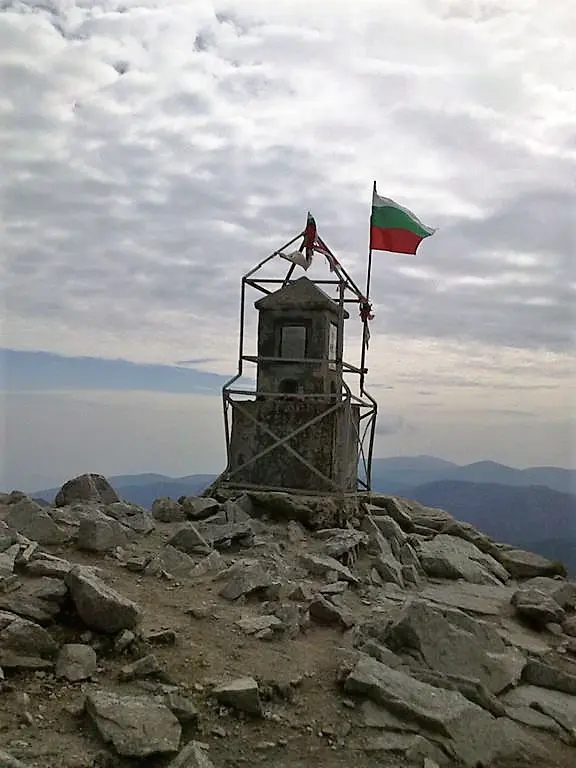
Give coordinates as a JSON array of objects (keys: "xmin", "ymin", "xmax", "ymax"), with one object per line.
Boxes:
[{"xmin": 372, "ymin": 205, "xmax": 433, "ymax": 239}]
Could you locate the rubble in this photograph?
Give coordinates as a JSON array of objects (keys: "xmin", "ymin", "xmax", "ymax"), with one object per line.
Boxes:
[{"xmin": 0, "ymin": 474, "xmax": 575, "ymax": 768}]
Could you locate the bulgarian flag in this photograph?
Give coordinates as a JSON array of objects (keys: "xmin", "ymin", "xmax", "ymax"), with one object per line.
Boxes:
[{"xmin": 370, "ymin": 187, "xmax": 435, "ymax": 255}]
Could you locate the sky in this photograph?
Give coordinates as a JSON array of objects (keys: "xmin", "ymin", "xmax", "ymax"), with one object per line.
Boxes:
[{"xmin": 1, "ymin": 0, "xmax": 575, "ymax": 491}]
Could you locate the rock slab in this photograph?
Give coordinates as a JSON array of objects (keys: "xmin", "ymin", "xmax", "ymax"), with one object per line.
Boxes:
[{"xmin": 66, "ymin": 566, "xmax": 141, "ymax": 633}]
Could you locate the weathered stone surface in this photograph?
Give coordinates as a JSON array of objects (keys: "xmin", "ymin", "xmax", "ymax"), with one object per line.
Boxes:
[
  {"xmin": 0, "ymin": 593, "xmax": 60, "ymax": 624},
  {"xmin": 56, "ymin": 644, "xmax": 97, "ymax": 681},
  {"xmin": 344, "ymin": 655, "xmax": 495, "ymax": 765},
  {"xmin": 309, "ymin": 594, "xmax": 355, "ymax": 629},
  {"xmin": 219, "ymin": 559, "xmax": 274, "ymax": 600},
  {"xmin": 213, "ymin": 676, "xmax": 262, "ymax": 715},
  {"xmin": 24, "ymin": 556, "xmax": 72, "ymax": 578},
  {"xmin": 164, "ymin": 691, "xmax": 200, "ymax": 725},
  {"xmin": 385, "ymin": 598, "xmax": 525, "ymax": 693},
  {"xmin": 408, "ymin": 667, "xmax": 506, "ymax": 717},
  {"xmin": 3, "ymin": 499, "xmax": 66, "ymax": 545},
  {"xmin": 359, "ymin": 699, "xmax": 421, "ymax": 731},
  {"xmin": 166, "ymin": 740, "xmax": 215, "ymax": 768},
  {"xmin": 145, "ymin": 545, "xmax": 196, "ymax": 577},
  {"xmin": 502, "ymin": 684, "xmax": 576, "ymax": 733},
  {"xmin": 248, "ymin": 492, "xmax": 346, "ymax": 530},
  {"xmin": 364, "ymin": 497, "xmax": 416, "ymax": 531},
  {"xmin": 219, "ymin": 499, "xmax": 252, "ymax": 524},
  {"xmin": 0, "ymin": 749, "xmax": 33, "ymax": 768},
  {"xmin": 520, "ymin": 576, "xmax": 576, "ymax": 609},
  {"xmin": 86, "ymin": 689, "xmax": 181, "ymax": 756},
  {"xmin": 196, "ymin": 520, "xmax": 254, "ymax": 550},
  {"xmin": 492, "ymin": 545, "xmax": 566, "ymax": 579},
  {"xmin": 66, "ymin": 566, "xmax": 141, "ymax": 633},
  {"xmin": 0, "ymin": 520, "xmax": 17, "ymax": 552},
  {"xmin": 511, "ymin": 586, "xmax": 565, "ymax": 627},
  {"xmin": 417, "ymin": 534, "xmax": 509, "ymax": 585},
  {"xmin": 168, "ymin": 524, "xmax": 212, "ymax": 555},
  {"xmin": 319, "ymin": 529, "xmax": 368, "ymax": 562},
  {"xmin": 0, "ymin": 610, "xmax": 58, "ymax": 658},
  {"xmin": 372, "ymin": 552, "xmax": 404, "ymax": 587},
  {"xmin": 299, "ymin": 553, "xmax": 359, "ymax": 584},
  {"xmin": 119, "ymin": 653, "xmax": 162, "ymax": 681},
  {"xmin": 564, "ymin": 615, "xmax": 576, "ymax": 637},
  {"xmin": 55, "ymin": 473, "xmax": 120, "ymax": 507},
  {"xmin": 152, "ymin": 497, "xmax": 186, "ymax": 523},
  {"xmin": 362, "ymin": 731, "xmax": 447, "ymax": 763},
  {"xmin": 179, "ymin": 496, "xmax": 220, "ymax": 521},
  {"xmin": 504, "ymin": 704, "xmax": 563, "ymax": 735},
  {"xmin": 105, "ymin": 502, "xmax": 155, "ymax": 534},
  {"xmin": 370, "ymin": 515, "xmax": 407, "ymax": 546},
  {"xmin": 420, "ymin": 581, "xmax": 514, "ymax": 616},
  {"xmin": 0, "ymin": 543, "xmax": 19, "ymax": 578},
  {"xmin": 77, "ymin": 517, "xmax": 131, "ymax": 552},
  {"xmin": 189, "ymin": 550, "xmax": 226, "ymax": 578},
  {"xmin": 521, "ymin": 659, "xmax": 576, "ymax": 695},
  {"xmin": 236, "ymin": 615, "xmax": 283, "ymax": 634}
]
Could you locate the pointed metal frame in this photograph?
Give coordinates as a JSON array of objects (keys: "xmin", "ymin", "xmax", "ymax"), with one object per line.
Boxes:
[{"xmin": 211, "ymin": 227, "xmax": 377, "ymax": 496}]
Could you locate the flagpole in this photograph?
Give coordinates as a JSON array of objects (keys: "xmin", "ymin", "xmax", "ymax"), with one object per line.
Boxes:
[{"xmin": 360, "ymin": 181, "xmax": 375, "ymax": 393}]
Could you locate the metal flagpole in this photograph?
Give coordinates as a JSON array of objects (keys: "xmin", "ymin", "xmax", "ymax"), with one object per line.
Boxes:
[{"xmin": 359, "ymin": 181, "xmax": 376, "ymax": 393}]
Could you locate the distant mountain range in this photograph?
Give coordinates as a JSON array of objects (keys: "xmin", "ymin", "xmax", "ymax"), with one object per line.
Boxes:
[{"xmin": 29, "ymin": 456, "xmax": 576, "ymax": 575}]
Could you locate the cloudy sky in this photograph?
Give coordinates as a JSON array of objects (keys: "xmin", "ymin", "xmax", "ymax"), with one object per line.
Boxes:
[{"xmin": 2, "ymin": 0, "xmax": 575, "ymax": 491}]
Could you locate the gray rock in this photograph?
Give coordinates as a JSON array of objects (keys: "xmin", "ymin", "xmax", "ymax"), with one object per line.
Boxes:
[
  {"xmin": 362, "ymin": 732, "xmax": 447, "ymax": 764},
  {"xmin": 86, "ymin": 689, "xmax": 181, "ymax": 757},
  {"xmin": 54, "ymin": 473, "xmax": 120, "ymax": 507},
  {"xmin": 56, "ymin": 643, "xmax": 97, "ymax": 681},
  {"xmin": 119, "ymin": 653, "xmax": 162, "ymax": 681},
  {"xmin": 196, "ymin": 520, "xmax": 254, "ymax": 550},
  {"xmin": 359, "ymin": 699, "xmax": 421, "ymax": 731},
  {"xmin": 318, "ymin": 529, "xmax": 368, "ymax": 562},
  {"xmin": 502, "ymin": 684, "xmax": 576, "ymax": 733},
  {"xmin": 373, "ymin": 552, "xmax": 404, "ymax": 587},
  {"xmin": 0, "ymin": 750, "xmax": 33, "ymax": 768},
  {"xmin": 248, "ymin": 491, "xmax": 342, "ymax": 530},
  {"xmin": 218, "ymin": 559, "xmax": 274, "ymax": 600},
  {"xmin": 0, "ymin": 520, "xmax": 17, "ymax": 552},
  {"xmin": 66, "ymin": 566, "xmax": 141, "ymax": 633},
  {"xmin": 364, "ymin": 497, "xmax": 416, "ymax": 531},
  {"xmin": 220, "ymin": 499, "xmax": 252, "ymax": 523},
  {"xmin": 166, "ymin": 740, "xmax": 214, "ymax": 768},
  {"xmin": 402, "ymin": 564, "xmax": 422, "ymax": 585},
  {"xmin": 420, "ymin": 581, "xmax": 514, "ymax": 616},
  {"xmin": 0, "ymin": 610, "xmax": 58, "ymax": 658},
  {"xmin": 385, "ymin": 598, "xmax": 525, "ymax": 694},
  {"xmin": 298, "ymin": 553, "xmax": 359, "ymax": 584},
  {"xmin": 418, "ymin": 534, "xmax": 509, "ymax": 585},
  {"xmin": 189, "ymin": 550, "xmax": 227, "ymax": 578},
  {"xmin": 564, "ymin": 615, "xmax": 576, "ymax": 637},
  {"xmin": 346, "ymin": 656, "xmax": 547, "ymax": 767},
  {"xmin": 520, "ymin": 576, "xmax": 576, "ymax": 609},
  {"xmin": 49, "ymin": 503, "xmax": 113, "ymax": 528},
  {"xmin": 213, "ymin": 676, "xmax": 262, "ymax": 715},
  {"xmin": 511, "ymin": 586, "xmax": 565, "ymax": 627},
  {"xmin": 77, "ymin": 517, "xmax": 131, "ymax": 552},
  {"xmin": 492, "ymin": 545, "xmax": 566, "ymax": 579},
  {"xmin": 145, "ymin": 545, "xmax": 196, "ymax": 577},
  {"xmin": 152, "ymin": 498, "xmax": 186, "ymax": 523},
  {"xmin": 309, "ymin": 595, "xmax": 355, "ymax": 629},
  {"xmin": 164, "ymin": 691, "xmax": 200, "ymax": 725},
  {"xmin": 521, "ymin": 659, "xmax": 576, "ymax": 695},
  {"xmin": 0, "ymin": 543, "xmax": 20, "ymax": 578},
  {"xmin": 399, "ymin": 540, "xmax": 423, "ymax": 570},
  {"xmin": 179, "ymin": 496, "xmax": 220, "ymax": 521},
  {"xmin": 236, "ymin": 615, "xmax": 283, "ymax": 634},
  {"xmin": 504, "ymin": 704, "xmax": 562, "ymax": 735},
  {"xmin": 168, "ymin": 524, "xmax": 212, "ymax": 555},
  {"xmin": 0, "ymin": 593, "xmax": 59, "ymax": 624},
  {"xmin": 105, "ymin": 502, "xmax": 155, "ymax": 534},
  {"xmin": 408, "ymin": 667, "xmax": 506, "ymax": 717},
  {"xmin": 24, "ymin": 556, "xmax": 72, "ymax": 578},
  {"xmin": 4, "ymin": 499, "xmax": 66, "ymax": 545},
  {"xmin": 370, "ymin": 515, "xmax": 407, "ymax": 546}
]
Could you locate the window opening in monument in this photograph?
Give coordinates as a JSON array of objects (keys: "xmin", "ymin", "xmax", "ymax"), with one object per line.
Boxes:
[
  {"xmin": 279, "ymin": 324, "xmax": 307, "ymax": 359},
  {"xmin": 329, "ymin": 322, "xmax": 337, "ymax": 370},
  {"xmin": 279, "ymin": 378, "xmax": 299, "ymax": 394}
]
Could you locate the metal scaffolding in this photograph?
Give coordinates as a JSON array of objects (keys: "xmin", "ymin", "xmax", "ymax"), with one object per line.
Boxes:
[{"xmin": 211, "ymin": 225, "xmax": 378, "ymax": 496}]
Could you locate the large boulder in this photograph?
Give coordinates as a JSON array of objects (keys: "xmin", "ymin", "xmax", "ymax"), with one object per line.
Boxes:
[
  {"xmin": 385, "ymin": 598, "xmax": 524, "ymax": 694},
  {"xmin": 2, "ymin": 498, "xmax": 66, "ymax": 545},
  {"xmin": 66, "ymin": 566, "xmax": 141, "ymax": 633},
  {"xmin": 491, "ymin": 545, "xmax": 566, "ymax": 579},
  {"xmin": 85, "ymin": 689, "xmax": 181, "ymax": 757},
  {"xmin": 417, "ymin": 534, "xmax": 509, "ymax": 585},
  {"xmin": 511, "ymin": 586, "xmax": 566, "ymax": 628},
  {"xmin": 344, "ymin": 655, "xmax": 525, "ymax": 767},
  {"xmin": 54, "ymin": 473, "xmax": 120, "ymax": 507},
  {"xmin": 248, "ymin": 492, "xmax": 350, "ymax": 530},
  {"xmin": 0, "ymin": 610, "xmax": 58, "ymax": 659}
]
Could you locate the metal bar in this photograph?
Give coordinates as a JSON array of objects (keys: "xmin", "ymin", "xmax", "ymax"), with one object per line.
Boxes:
[
  {"xmin": 225, "ymin": 389, "xmax": 341, "ymax": 399},
  {"xmin": 249, "ymin": 278, "xmax": 343, "ymax": 286},
  {"xmin": 217, "ymin": 481, "xmax": 360, "ymax": 497},
  {"xmin": 244, "ymin": 278, "xmax": 272, "ymax": 295},
  {"xmin": 282, "ymin": 263, "xmax": 296, "ymax": 287},
  {"xmin": 240, "ymin": 355, "xmax": 364, "ymax": 374},
  {"xmin": 243, "ymin": 232, "xmax": 303, "ymax": 280},
  {"xmin": 226, "ymin": 400, "xmax": 343, "ymax": 490}
]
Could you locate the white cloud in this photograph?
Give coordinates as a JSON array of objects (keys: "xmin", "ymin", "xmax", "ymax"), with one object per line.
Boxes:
[{"xmin": 1, "ymin": 0, "xmax": 575, "ymax": 482}]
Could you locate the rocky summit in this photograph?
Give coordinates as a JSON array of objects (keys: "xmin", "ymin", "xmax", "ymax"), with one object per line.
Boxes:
[{"xmin": 0, "ymin": 474, "xmax": 575, "ymax": 768}]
